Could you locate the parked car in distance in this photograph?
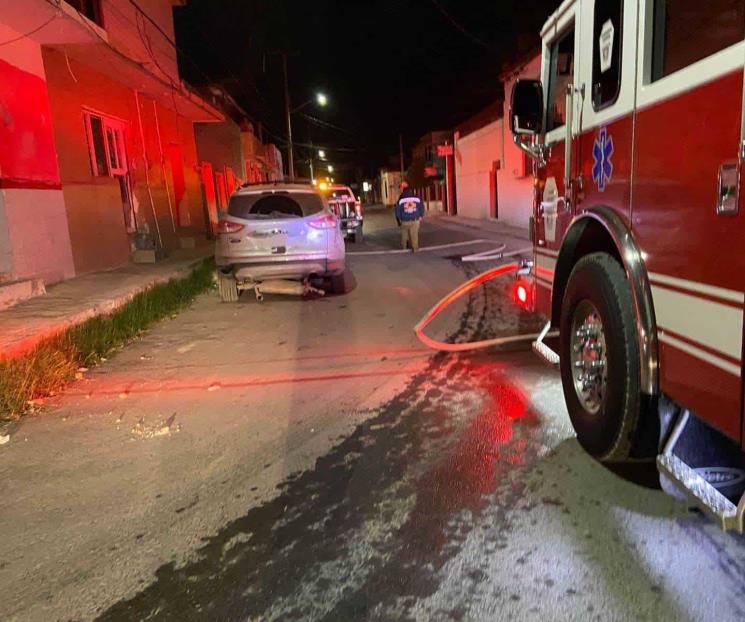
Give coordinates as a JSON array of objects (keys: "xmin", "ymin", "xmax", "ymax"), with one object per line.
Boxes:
[
  {"xmin": 322, "ymin": 184, "xmax": 363, "ymax": 243},
  {"xmin": 215, "ymin": 181, "xmax": 346, "ymax": 302}
]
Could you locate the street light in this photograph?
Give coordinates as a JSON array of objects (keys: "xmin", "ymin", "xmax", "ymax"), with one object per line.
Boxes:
[
  {"xmin": 281, "ymin": 54, "xmax": 330, "ymax": 178},
  {"xmin": 318, "ymin": 149, "xmax": 326, "ymax": 159},
  {"xmin": 327, "ymin": 164, "xmax": 334, "ymax": 173},
  {"xmin": 291, "ymin": 93, "xmax": 329, "ymax": 114}
]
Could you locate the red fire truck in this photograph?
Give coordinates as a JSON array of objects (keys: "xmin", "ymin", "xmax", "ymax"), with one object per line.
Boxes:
[{"xmin": 510, "ymin": 0, "xmax": 745, "ymax": 530}]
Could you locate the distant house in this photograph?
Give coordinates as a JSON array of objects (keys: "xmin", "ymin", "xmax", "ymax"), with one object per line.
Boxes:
[
  {"xmin": 0, "ymin": 0, "xmax": 235, "ymax": 287},
  {"xmin": 411, "ymin": 131, "xmax": 450, "ymax": 180},
  {"xmin": 262, "ymin": 144, "xmax": 285, "ymax": 182},
  {"xmin": 409, "ymin": 130, "xmax": 451, "ymax": 212},
  {"xmin": 453, "ymin": 52, "xmax": 541, "ymax": 228},
  {"xmin": 194, "ymin": 86, "xmax": 247, "ymax": 231},
  {"xmin": 194, "ymin": 87, "xmax": 284, "ymax": 232}
]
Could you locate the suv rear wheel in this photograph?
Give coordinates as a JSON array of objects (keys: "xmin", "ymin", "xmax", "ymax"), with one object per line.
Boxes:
[
  {"xmin": 217, "ymin": 271, "xmax": 239, "ymax": 303},
  {"xmin": 329, "ymin": 271, "xmax": 349, "ymax": 295},
  {"xmin": 559, "ymin": 253, "xmax": 657, "ymax": 461}
]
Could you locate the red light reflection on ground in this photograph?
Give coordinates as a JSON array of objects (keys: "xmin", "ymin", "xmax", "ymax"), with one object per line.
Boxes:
[
  {"xmin": 394, "ymin": 286, "xmax": 414, "ymax": 296},
  {"xmin": 64, "ymin": 363, "xmax": 432, "ymax": 398},
  {"xmin": 399, "ymin": 359, "xmax": 538, "ymax": 558}
]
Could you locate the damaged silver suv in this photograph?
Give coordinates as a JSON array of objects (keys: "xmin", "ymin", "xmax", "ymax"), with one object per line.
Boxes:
[{"xmin": 215, "ymin": 182, "xmax": 346, "ymax": 302}]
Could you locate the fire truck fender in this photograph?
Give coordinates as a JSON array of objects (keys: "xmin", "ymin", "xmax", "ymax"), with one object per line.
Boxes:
[{"xmin": 552, "ymin": 205, "xmax": 659, "ymax": 396}]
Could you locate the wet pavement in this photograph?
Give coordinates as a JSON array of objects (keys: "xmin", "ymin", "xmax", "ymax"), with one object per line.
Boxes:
[{"xmin": 3, "ymin": 206, "xmax": 745, "ymax": 621}]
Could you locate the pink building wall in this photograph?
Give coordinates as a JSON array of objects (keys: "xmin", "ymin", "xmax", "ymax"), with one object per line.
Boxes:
[
  {"xmin": 0, "ymin": 16, "xmax": 75, "ymax": 284},
  {"xmin": 0, "ymin": 0, "xmax": 220, "ymax": 285}
]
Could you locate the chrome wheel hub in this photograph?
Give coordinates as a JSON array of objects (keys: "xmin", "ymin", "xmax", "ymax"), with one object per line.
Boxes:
[{"xmin": 570, "ymin": 301, "xmax": 608, "ymax": 415}]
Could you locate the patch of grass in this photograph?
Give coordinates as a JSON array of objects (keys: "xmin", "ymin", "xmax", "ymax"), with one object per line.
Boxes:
[{"xmin": 0, "ymin": 258, "xmax": 215, "ymax": 422}]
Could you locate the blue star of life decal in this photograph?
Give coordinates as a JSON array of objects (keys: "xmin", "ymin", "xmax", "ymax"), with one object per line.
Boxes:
[{"xmin": 592, "ymin": 127, "xmax": 614, "ymax": 191}]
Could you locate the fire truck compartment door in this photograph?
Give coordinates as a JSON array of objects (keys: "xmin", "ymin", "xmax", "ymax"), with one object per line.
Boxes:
[{"xmin": 632, "ymin": 6, "xmax": 745, "ymax": 442}]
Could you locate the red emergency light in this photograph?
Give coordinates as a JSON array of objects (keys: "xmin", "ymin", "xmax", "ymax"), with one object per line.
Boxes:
[{"xmin": 512, "ymin": 279, "xmax": 532, "ymax": 310}]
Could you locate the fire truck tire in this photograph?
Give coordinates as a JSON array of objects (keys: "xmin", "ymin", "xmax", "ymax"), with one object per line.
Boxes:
[
  {"xmin": 559, "ymin": 252, "xmax": 652, "ymax": 462},
  {"xmin": 218, "ymin": 272, "xmax": 240, "ymax": 303}
]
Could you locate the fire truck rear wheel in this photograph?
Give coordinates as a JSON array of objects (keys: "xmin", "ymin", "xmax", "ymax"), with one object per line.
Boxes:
[{"xmin": 559, "ymin": 252, "xmax": 652, "ymax": 462}]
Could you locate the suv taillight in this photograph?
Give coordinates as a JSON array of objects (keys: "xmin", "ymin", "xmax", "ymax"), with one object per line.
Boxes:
[
  {"xmin": 355, "ymin": 201, "xmax": 362, "ymax": 217},
  {"xmin": 217, "ymin": 220, "xmax": 244, "ymax": 234},
  {"xmin": 309, "ymin": 213, "xmax": 338, "ymax": 229}
]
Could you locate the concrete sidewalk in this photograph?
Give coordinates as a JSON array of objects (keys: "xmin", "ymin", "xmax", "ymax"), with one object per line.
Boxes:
[
  {"xmin": 430, "ymin": 213, "xmax": 530, "ymax": 243},
  {"xmin": 0, "ymin": 246, "xmax": 213, "ymax": 361}
]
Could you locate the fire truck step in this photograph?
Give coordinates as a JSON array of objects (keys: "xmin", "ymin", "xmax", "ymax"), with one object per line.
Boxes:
[
  {"xmin": 532, "ymin": 340, "xmax": 560, "ymax": 365},
  {"xmin": 657, "ymin": 453, "xmax": 742, "ymax": 532},
  {"xmin": 531, "ymin": 321, "xmax": 559, "ymax": 365},
  {"xmin": 658, "ymin": 410, "xmax": 745, "ymax": 532}
]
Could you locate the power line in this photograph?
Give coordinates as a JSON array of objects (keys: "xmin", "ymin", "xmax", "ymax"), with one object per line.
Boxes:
[
  {"xmin": 299, "ymin": 113, "xmax": 356, "ymax": 136},
  {"xmin": 128, "ymin": 0, "xmax": 216, "ymax": 88},
  {"xmin": 41, "ymin": 0, "xmax": 218, "ymax": 120},
  {"xmin": 292, "ymin": 141, "xmax": 363, "ymax": 153},
  {"xmin": 429, "ymin": 0, "xmax": 491, "ymax": 50},
  {"xmin": 0, "ymin": 13, "xmax": 57, "ymax": 47},
  {"xmin": 129, "ymin": 0, "xmax": 280, "ymax": 135}
]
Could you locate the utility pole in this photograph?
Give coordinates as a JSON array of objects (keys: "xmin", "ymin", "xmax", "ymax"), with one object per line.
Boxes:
[
  {"xmin": 399, "ymin": 133, "xmax": 405, "ymax": 180},
  {"xmin": 309, "ymin": 141, "xmax": 315, "ymax": 181},
  {"xmin": 282, "ymin": 53, "xmax": 294, "ymax": 179}
]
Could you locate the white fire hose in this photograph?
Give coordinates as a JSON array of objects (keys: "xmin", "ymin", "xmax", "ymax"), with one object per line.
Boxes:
[{"xmin": 414, "ymin": 246, "xmax": 559, "ymax": 353}]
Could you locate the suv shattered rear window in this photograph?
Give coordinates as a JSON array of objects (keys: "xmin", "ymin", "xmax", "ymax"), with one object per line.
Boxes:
[{"xmin": 228, "ymin": 192, "xmax": 325, "ymax": 219}]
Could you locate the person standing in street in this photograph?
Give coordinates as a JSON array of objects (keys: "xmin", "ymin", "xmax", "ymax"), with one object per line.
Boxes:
[{"xmin": 395, "ymin": 181, "xmax": 424, "ymax": 252}]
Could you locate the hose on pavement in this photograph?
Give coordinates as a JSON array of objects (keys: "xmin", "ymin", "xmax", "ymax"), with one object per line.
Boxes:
[{"xmin": 414, "ymin": 246, "xmax": 556, "ymax": 353}]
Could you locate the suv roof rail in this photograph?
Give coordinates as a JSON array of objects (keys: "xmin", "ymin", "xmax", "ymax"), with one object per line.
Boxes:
[{"xmin": 240, "ymin": 177, "xmax": 314, "ymax": 188}]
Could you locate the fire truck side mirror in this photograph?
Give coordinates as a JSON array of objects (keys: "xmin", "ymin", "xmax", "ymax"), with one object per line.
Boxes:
[{"xmin": 511, "ymin": 80, "xmax": 544, "ymax": 136}]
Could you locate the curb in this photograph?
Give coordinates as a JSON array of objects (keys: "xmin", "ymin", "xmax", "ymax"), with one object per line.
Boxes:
[
  {"xmin": 430, "ymin": 214, "xmax": 529, "ymax": 241},
  {"xmin": 0, "ymin": 256, "xmax": 211, "ymax": 362}
]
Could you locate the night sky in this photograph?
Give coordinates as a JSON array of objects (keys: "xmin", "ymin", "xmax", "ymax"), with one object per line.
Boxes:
[{"xmin": 175, "ymin": 1, "xmax": 557, "ymax": 178}]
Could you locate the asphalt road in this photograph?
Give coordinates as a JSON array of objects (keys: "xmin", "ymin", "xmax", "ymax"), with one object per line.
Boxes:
[{"xmin": 3, "ymin": 206, "xmax": 745, "ymax": 621}]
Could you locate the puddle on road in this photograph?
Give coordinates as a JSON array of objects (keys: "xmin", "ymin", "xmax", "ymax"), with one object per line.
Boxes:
[{"xmin": 96, "ymin": 263, "xmax": 549, "ymax": 622}]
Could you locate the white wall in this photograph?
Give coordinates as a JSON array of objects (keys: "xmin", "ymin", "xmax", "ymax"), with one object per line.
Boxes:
[
  {"xmin": 380, "ymin": 171, "xmax": 401, "ymax": 206},
  {"xmin": 497, "ymin": 54, "xmax": 542, "ymax": 229},
  {"xmin": 452, "ymin": 53, "xmax": 541, "ymax": 229},
  {"xmin": 2, "ymin": 188, "xmax": 75, "ymax": 284},
  {"xmin": 454, "ymin": 119, "xmax": 501, "ymax": 220}
]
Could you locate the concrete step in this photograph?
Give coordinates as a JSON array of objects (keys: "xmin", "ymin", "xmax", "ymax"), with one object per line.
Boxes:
[
  {"xmin": 132, "ymin": 248, "xmax": 168, "ymax": 264},
  {"xmin": 0, "ymin": 279, "xmax": 46, "ymax": 311}
]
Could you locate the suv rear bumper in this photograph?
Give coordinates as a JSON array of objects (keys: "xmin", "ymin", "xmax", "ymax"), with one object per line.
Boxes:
[
  {"xmin": 340, "ymin": 219, "xmax": 362, "ymax": 239},
  {"xmin": 218, "ymin": 258, "xmax": 345, "ymax": 281}
]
